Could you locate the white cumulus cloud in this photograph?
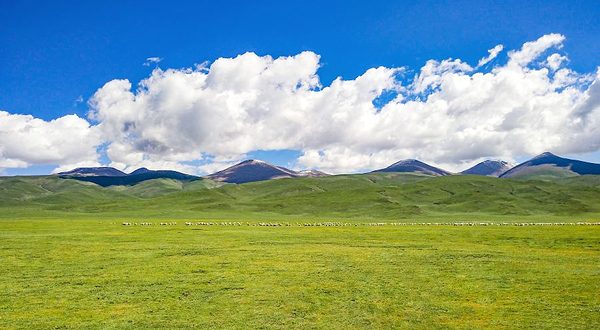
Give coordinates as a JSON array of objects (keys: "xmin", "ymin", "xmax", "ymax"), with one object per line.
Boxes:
[
  {"xmin": 507, "ymin": 33, "xmax": 565, "ymax": 67},
  {"xmin": 0, "ymin": 111, "xmax": 102, "ymax": 172},
  {"xmin": 86, "ymin": 33, "xmax": 600, "ymax": 174},
  {"xmin": 546, "ymin": 53, "xmax": 568, "ymax": 71},
  {"xmin": 1, "ymin": 33, "xmax": 599, "ymax": 175}
]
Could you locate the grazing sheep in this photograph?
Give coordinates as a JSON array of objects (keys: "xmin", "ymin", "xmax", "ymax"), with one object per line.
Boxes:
[{"xmin": 111, "ymin": 219, "xmax": 597, "ymax": 229}]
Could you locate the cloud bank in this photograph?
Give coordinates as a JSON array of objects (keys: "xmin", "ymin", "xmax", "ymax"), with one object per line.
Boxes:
[
  {"xmin": 1, "ymin": 34, "xmax": 599, "ymax": 174},
  {"xmin": 0, "ymin": 111, "xmax": 101, "ymax": 171}
]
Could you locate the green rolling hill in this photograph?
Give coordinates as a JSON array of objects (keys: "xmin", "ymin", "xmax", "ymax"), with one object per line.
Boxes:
[
  {"xmin": 0, "ymin": 176, "xmax": 132, "ymax": 206},
  {"xmin": 0, "ymin": 175, "xmax": 223, "ymax": 205},
  {"xmin": 556, "ymin": 175, "xmax": 600, "ymax": 188},
  {"xmin": 108, "ymin": 177, "xmax": 227, "ymax": 198},
  {"xmin": 161, "ymin": 173, "xmax": 600, "ymax": 217},
  {"xmin": 2, "ymin": 172, "xmax": 600, "ymax": 220}
]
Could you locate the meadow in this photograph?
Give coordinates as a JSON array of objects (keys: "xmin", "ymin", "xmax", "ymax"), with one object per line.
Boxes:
[
  {"xmin": 1, "ymin": 219, "xmax": 598, "ymax": 329},
  {"xmin": 1, "ymin": 174, "xmax": 599, "ymax": 329}
]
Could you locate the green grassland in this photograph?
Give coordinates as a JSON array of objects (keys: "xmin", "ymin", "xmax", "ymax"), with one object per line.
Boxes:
[
  {"xmin": 1, "ymin": 173, "xmax": 599, "ymax": 329},
  {"xmin": 1, "ymin": 220, "xmax": 598, "ymax": 329}
]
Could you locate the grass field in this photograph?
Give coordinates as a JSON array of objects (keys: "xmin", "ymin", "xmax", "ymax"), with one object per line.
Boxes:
[
  {"xmin": 1, "ymin": 174, "xmax": 600, "ymax": 329},
  {"xmin": 1, "ymin": 219, "xmax": 599, "ymax": 329}
]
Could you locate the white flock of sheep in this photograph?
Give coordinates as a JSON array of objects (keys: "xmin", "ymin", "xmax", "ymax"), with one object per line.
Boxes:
[
  {"xmin": 115, "ymin": 221, "xmax": 599, "ymax": 227},
  {"xmin": 119, "ymin": 222, "xmax": 177, "ymax": 226}
]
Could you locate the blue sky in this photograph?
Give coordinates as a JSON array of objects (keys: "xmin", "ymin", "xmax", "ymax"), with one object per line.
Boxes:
[{"xmin": 1, "ymin": 0, "xmax": 600, "ymax": 175}]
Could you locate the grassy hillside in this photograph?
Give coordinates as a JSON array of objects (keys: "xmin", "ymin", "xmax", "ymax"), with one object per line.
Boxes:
[
  {"xmin": 108, "ymin": 178, "xmax": 227, "ymax": 198},
  {"xmin": 500, "ymin": 164, "xmax": 580, "ymax": 180},
  {"xmin": 0, "ymin": 175, "xmax": 225, "ymax": 204},
  {"xmin": 557, "ymin": 175, "xmax": 600, "ymax": 188},
  {"xmin": 0, "ymin": 176, "xmax": 134, "ymax": 206},
  {"xmin": 2, "ymin": 173, "xmax": 600, "ymax": 221},
  {"xmin": 157, "ymin": 174, "xmax": 600, "ymax": 218}
]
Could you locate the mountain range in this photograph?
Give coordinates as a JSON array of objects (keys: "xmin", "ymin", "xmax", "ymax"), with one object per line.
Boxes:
[
  {"xmin": 58, "ymin": 167, "xmax": 127, "ymax": 177},
  {"xmin": 54, "ymin": 152, "xmax": 600, "ymax": 187},
  {"xmin": 372, "ymin": 159, "xmax": 452, "ymax": 176},
  {"xmin": 500, "ymin": 152, "xmax": 600, "ymax": 179},
  {"xmin": 59, "ymin": 167, "xmax": 201, "ymax": 187},
  {"xmin": 460, "ymin": 160, "xmax": 514, "ymax": 177},
  {"xmin": 206, "ymin": 159, "xmax": 328, "ymax": 184},
  {"xmin": 3, "ymin": 151, "xmax": 600, "ymax": 217}
]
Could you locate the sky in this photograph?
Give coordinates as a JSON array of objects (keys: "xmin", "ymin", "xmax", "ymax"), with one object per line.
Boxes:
[{"xmin": 1, "ymin": 0, "xmax": 600, "ymax": 175}]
